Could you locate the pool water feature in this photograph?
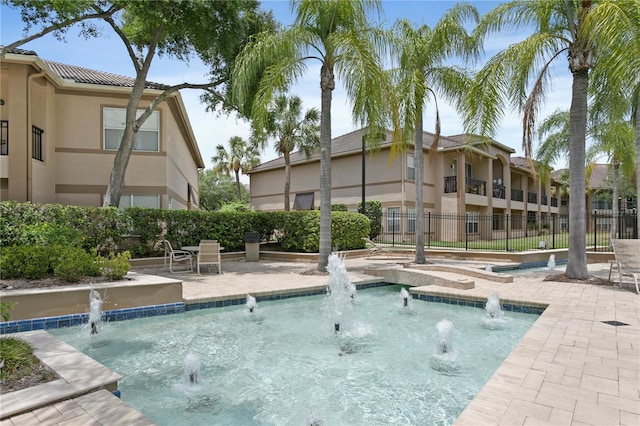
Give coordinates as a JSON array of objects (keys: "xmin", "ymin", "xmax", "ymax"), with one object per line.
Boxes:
[{"xmin": 51, "ymin": 286, "xmax": 537, "ymax": 425}]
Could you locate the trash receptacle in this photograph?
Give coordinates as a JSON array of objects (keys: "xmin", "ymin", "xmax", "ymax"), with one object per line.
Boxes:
[{"xmin": 244, "ymin": 232, "xmax": 259, "ymax": 262}]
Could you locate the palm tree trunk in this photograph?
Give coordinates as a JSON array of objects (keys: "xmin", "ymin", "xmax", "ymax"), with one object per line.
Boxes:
[
  {"xmin": 414, "ymin": 114, "xmax": 426, "ymax": 264},
  {"xmin": 235, "ymin": 170, "xmax": 241, "ymax": 201},
  {"xmin": 284, "ymin": 151, "xmax": 291, "ymax": 211},
  {"xmin": 611, "ymin": 159, "xmax": 619, "ymax": 242},
  {"xmin": 317, "ymin": 64, "xmax": 334, "ymax": 272},
  {"xmin": 565, "ymin": 69, "xmax": 589, "ymax": 279},
  {"xmin": 636, "ymin": 89, "xmax": 640, "ymax": 236}
]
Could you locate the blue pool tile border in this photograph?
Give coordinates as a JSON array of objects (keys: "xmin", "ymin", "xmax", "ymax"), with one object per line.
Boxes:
[
  {"xmin": 1, "ymin": 281, "xmax": 543, "ymax": 334},
  {"xmin": 0, "ymin": 302, "xmax": 185, "ymax": 335},
  {"xmin": 185, "ymin": 281, "xmax": 391, "ymax": 312},
  {"xmin": 412, "ymin": 293, "xmax": 545, "ymax": 315},
  {"xmin": 492, "ymin": 257, "xmax": 568, "ymax": 272}
]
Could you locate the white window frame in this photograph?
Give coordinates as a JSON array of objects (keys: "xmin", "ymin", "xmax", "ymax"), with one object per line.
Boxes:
[
  {"xmin": 387, "ymin": 207, "xmax": 401, "ymax": 233},
  {"xmin": 466, "ymin": 212, "xmax": 479, "ymax": 234},
  {"xmin": 407, "ymin": 207, "xmax": 416, "ymax": 233},
  {"xmin": 104, "ymin": 107, "xmax": 159, "ymax": 152},
  {"xmin": 407, "ymin": 154, "xmax": 415, "ymax": 181},
  {"xmin": 118, "ymin": 194, "xmax": 160, "ymax": 210}
]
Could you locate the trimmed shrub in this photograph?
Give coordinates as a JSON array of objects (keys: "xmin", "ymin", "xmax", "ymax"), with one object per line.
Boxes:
[
  {"xmin": 97, "ymin": 251, "xmax": 131, "ymax": 281},
  {"xmin": 0, "ymin": 245, "xmax": 54, "ymax": 280},
  {"xmin": 0, "ymin": 201, "xmax": 127, "ymax": 253},
  {"xmin": 53, "ymin": 246, "xmax": 101, "ymax": 282},
  {"xmin": 357, "ymin": 200, "xmax": 382, "ymax": 239},
  {"xmin": 331, "ymin": 204, "xmax": 348, "ymax": 212}
]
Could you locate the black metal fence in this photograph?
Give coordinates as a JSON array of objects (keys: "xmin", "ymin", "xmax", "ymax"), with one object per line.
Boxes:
[{"xmin": 372, "ymin": 210, "xmax": 638, "ymax": 252}]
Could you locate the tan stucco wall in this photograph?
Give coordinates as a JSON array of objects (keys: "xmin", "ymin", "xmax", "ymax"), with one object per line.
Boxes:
[
  {"xmin": 2, "ymin": 280, "xmax": 183, "ymax": 321},
  {"xmin": 0, "ymin": 58, "xmax": 201, "ymax": 209}
]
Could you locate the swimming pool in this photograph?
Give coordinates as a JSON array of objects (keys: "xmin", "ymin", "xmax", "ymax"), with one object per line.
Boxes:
[{"xmin": 50, "ymin": 285, "xmax": 537, "ymax": 425}]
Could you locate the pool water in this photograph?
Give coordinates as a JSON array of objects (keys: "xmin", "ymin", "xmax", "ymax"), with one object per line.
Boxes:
[{"xmin": 50, "ymin": 286, "xmax": 537, "ymax": 425}]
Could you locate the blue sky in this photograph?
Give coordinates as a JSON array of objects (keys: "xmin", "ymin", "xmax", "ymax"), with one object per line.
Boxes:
[{"xmin": 1, "ymin": 1, "xmax": 573, "ymax": 177}]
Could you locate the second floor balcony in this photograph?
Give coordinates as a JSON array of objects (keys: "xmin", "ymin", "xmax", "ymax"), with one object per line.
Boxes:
[{"xmin": 443, "ymin": 176, "xmax": 486, "ymax": 196}]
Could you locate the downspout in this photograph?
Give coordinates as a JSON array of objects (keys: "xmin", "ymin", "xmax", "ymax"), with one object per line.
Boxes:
[{"xmin": 26, "ymin": 70, "xmax": 45, "ymax": 202}]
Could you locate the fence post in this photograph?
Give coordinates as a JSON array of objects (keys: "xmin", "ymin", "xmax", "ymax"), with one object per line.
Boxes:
[
  {"xmin": 552, "ymin": 213, "xmax": 556, "ymax": 249},
  {"xmin": 593, "ymin": 211, "xmax": 597, "ymax": 251},
  {"xmin": 505, "ymin": 214, "xmax": 509, "ymax": 252},
  {"xmin": 427, "ymin": 211, "xmax": 431, "ymax": 249},
  {"xmin": 392, "ymin": 210, "xmax": 396, "ymax": 247},
  {"xmin": 465, "ymin": 213, "xmax": 469, "ymax": 251}
]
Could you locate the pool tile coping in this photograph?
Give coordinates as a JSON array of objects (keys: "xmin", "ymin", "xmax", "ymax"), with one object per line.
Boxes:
[{"xmin": 0, "ymin": 330, "xmax": 123, "ymax": 419}]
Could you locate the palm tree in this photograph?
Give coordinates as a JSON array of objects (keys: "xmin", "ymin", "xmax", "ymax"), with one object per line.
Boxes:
[
  {"xmin": 257, "ymin": 95, "xmax": 320, "ymax": 211},
  {"xmin": 212, "ymin": 136, "xmax": 260, "ymax": 202},
  {"xmin": 465, "ymin": 0, "xmax": 635, "ymax": 279},
  {"xmin": 391, "ymin": 4, "xmax": 480, "ymax": 264},
  {"xmin": 537, "ymin": 107, "xmax": 635, "ymax": 241},
  {"xmin": 233, "ymin": 0, "xmax": 388, "ymax": 272},
  {"xmin": 587, "ymin": 1, "xmax": 640, "ymax": 232}
]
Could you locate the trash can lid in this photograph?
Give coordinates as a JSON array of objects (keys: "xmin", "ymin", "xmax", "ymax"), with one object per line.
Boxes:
[{"xmin": 245, "ymin": 232, "xmax": 259, "ymax": 243}]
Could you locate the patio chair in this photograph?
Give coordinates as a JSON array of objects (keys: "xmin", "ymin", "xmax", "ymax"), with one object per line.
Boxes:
[
  {"xmin": 608, "ymin": 239, "xmax": 640, "ymax": 293},
  {"xmin": 362, "ymin": 237, "xmax": 394, "ymax": 259},
  {"xmin": 163, "ymin": 240, "xmax": 193, "ymax": 273},
  {"xmin": 197, "ymin": 241, "xmax": 222, "ymax": 274}
]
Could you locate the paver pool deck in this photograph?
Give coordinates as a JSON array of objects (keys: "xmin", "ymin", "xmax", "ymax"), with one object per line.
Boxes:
[{"xmin": 1, "ymin": 257, "xmax": 638, "ymax": 425}]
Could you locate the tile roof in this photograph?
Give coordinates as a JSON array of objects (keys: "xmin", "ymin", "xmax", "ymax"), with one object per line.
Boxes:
[
  {"xmin": 588, "ymin": 164, "xmax": 611, "ymax": 189},
  {"xmin": 2, "ymin": 46, "xmax": 168, "ymax": 90},
  {"xmin": 251, "ymin": 128, "xmax": 466, "ymax": 172},
  {"xmin": 510, "ymin": 156, "xmax": 532, "ymax": 169},
  {"xmin": 44, "ymin": 60, "xmax": 169, "ymax": 90}
]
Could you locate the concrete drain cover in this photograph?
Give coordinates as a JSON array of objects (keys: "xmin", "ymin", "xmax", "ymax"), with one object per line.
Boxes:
[{"xmin": 601, "ymin": 320, "xmax": 629, "ymax": 326}]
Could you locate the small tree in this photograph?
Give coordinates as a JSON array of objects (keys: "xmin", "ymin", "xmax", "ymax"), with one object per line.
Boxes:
[
  {"xmin": 212, "ymin": 136, "xmax": 260, "ymax": 202},
  {"xmin": 256, "ymin": 95, "xmax": 320, "ymax": 211},
  {"xmin": 199, "ymin": 169, "xmax": 248, "ymax": 211}
]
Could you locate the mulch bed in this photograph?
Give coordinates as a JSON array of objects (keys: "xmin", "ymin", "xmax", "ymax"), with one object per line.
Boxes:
[
  {"xmin": 1, "ymin": 275, "xmax": 112, "ymax": 290},
  {"xmin": 543, "ymin": 273, "xmax": 613, "ymax": 286}
]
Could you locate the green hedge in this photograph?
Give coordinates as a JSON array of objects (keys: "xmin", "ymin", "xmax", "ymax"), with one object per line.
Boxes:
[
  {"xmin": 0, "ymin": 202, "xmax": 370, "ymax": 257},
  {"xmin": 0, "ymin": 201, "xmax": 127, "ymax": 253}
]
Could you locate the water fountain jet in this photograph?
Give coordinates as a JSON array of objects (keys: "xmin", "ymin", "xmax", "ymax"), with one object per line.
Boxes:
[
  {"xmin": 400, "ymin": 288, "xmax": 410, "ymax": 307},
  {"xmin": 547, "ymin": 254, "xmax": 556, "ymax": 270},
  {"xmin": 246, "ymin": 294, "xmax": 257, "ymax": 313},
  {"xmin": 485, "ymin": 292, "xmax": 505, "ymax": 320},
  {"xmin": 88, "ymin": 289, "xmax": 102, "ymax": 335},
  {"xmin": 183, "ymin": 352, "xmax": 201, "ymax": 384},
  {"xmin": 326, "ymin": 253, "xmax": 355, "ymax": 333},
  {"xmin": 435, "ymin": 319, "xmax": 453, "ymax": 354}
]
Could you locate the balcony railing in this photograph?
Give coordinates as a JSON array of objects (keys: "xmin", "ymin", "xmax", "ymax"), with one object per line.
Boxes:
[
  {"xmin": 527, "ymin": 192, "xmax": 537, "ymax": 204},
  {"xmin": 511, "ymin": 188, "xmax": 523, "ymax": 202},
  {"xmin": 551, "ymin": 197, "xmax": 558, "ymax": 207},
  {"xmin": 492, "ymin": 184, "xmax": 506, "ymax": 199},
  {"xmin": 443, "ymin": 176, "xmax": 457, "ymax": 193},
  {"xmin": 465, "ymin": 178, "xmax": 486, "ymax": 195},
  {"xmin": 541, "ymin": 195, "xmax": 548, "ymax": 205},
  {"xmin": 0, "ymin": 120, "xmax": 7, "ymax": 156}
]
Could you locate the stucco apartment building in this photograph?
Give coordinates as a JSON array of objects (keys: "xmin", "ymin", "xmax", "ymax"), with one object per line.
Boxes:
[
  {"xmin": 0, "ymin": 48, "xmax": 204, "ymax": 209},
  {"xmin": 249, "ymin": 128, "xmax": 562, "ymax": 240}
]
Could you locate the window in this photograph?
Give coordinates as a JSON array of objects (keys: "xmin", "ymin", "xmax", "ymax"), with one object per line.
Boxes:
[
  {"xmin": 118, "ymin": 194, "xmax": 159, "ymax": 210},
  {"xmin": 293, "ymin": 192, "xmax": 314, "ymax": 210},
  {"xmin": 466, "ymin": 212, "xmax": 479, "ymax": 234},
  {"xmin": 104, "ymin": 107, "xmax": 159, "ymax": 152},
  {"xmin": 32, "ymin": 126, "xmax": 44, "ymax": 161},
  {"xmin": 387, "ymin": 207, "xmax": 400, "ymax": 233},
  {"xmin": 407, "ymin": 154, "xmax": 415, "ymax": 180},
  {"xmin": 407, "ymin": 208, "xmax": 416, "ymax": 233},
  {"xmin": 465, "ymin": 163, "xmax": 472, "ymax": 179},
  {"xmin": 0, "ymin": 120, "xmax": 7, "ymax": 155},
  {"xmin": 560, "ymin": 216, "xmax": 568, "ymax": 231},
  {"xmin": 591, "ymin": 196, "xmax": 612, "ymax": 210}
]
